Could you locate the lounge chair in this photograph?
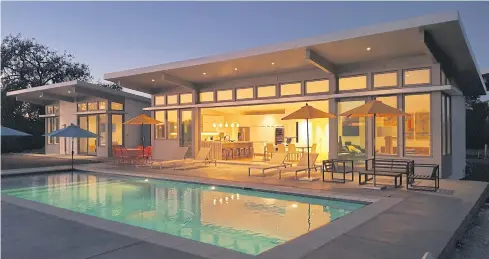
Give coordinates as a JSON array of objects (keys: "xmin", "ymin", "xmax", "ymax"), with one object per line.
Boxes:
[
  {"xmin": 151, "ymin": 147, "xmax": 189, "ymax": 169},
  {"xmin": 278, "ymin": 153, "xmax": 319, "ymax": 179},
  {"xmin": 175, "ymin": 147, "xmax": 216, "ymax": 170},
  {"xmin": 248, "ymin": 152, "xmax": 288, "ymax": 176}
]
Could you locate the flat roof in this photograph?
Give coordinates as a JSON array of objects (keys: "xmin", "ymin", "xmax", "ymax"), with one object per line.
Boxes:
[
  {"xmin": 6, "ymin": 80, "xmax": 150, "ymax": 105},
  {"xmin": 105, "ymin": 11, "xmax": 486, "ymax": 96}
]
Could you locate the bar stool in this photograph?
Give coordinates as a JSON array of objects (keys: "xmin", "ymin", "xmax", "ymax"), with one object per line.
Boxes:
[{"xmin": 222, "ymin": 148, "xmax": 232, "ymax": 160}]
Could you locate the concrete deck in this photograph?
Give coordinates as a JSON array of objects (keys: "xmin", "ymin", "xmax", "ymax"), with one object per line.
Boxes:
[
  {"xmin": 2, "ymin": 162, "xmax": 488, "ymax": 259},
  {"xmin": 1, "ymin": 153, "xmax": 104, "ymax": 172}
]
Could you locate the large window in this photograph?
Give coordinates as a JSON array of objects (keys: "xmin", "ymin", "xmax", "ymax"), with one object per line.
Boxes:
[
  {"xmin": 167, "ymin": 95, "xmax": 178, "ymax": 105},
  {"xmin": 375, "ymin": 96, "xmax": 398, "ymax": 155},
  {"xmin": 46, "ymin": 105, "xmax": 59, "ymax": 114},
  {"xmin": 442, "ymin": 95, "xmax": 451, "ymax": 155},
  {"xmin": 98, "ymin": 101, "xmax": 106, "ymax": 110},
  {"xmin": 77, "ymin": 103, "xmax": 87, "ymax": 112},
  {"xmin": 46, "ymin": 117, "xmax": 59, "ymax": 144},
  {"xmin": 337, "ymin": 100, "xmax": 366, "ymax": 161},
  {"xmin": 111, "ymin": 102, "xmax": 124, "ymax": 111},
  {"xmin": 280, "ymin": 82, "xmax": 301, "ymax": 96},
  {"xmin": 88, "ymin": 102, "xmax": 98, "ymax": 111},
  {"xmin": 180, "ymin": 93, "xmax": 193, "ymax": 104},
  {"xmin": 374, "ymin": 72, "xmax": 398, "ymax": 88},
  {"xmin": 257, "ymin": 85, "xmax": 276, "ymax": 98},
  {"xmin": 217, "ymin": 90, "xmax": 233, "ymax": 101},
  {"xmin": 339, "ymin": 75, "xmax": 367, "ymax": 91},
  {"xmin": 404, "ymin": 94, "xmax": 431, "ymax": 156},
  {"xmin": 155, "ymin": 111, "xmax": 166, "ymax": 139},
  {"xmin": 99, "ymin": 114, "xmax": 106, "ymax": 146},
  {"xmin": 167, "ymin": 110, "xmax": 178, "ymax": 140},
  {"xmin": 200, "ymin": 91, "xmax": 214, "ymax": 103},
  {"xmin": 305, "ymin": 79, "xmax": 329, "ymax": 94},
  {"xmin": 111, "ymin": 114, "xmax": 123, "ymax": 146},
  {"xmin": 236, "ymin": 87, "xmax": 254, "ymax": 100},
  {"xmin": 154, "ymin": 96, "xmax": 165, "ymax": 106},
  {"xmin": 403, "ymin": 68, "xmax": 431, "ymax": 85}
]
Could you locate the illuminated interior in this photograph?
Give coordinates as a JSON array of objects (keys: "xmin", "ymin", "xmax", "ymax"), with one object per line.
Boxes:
[
  {"xmin": 375, "ymin": 96, "xmax": 398, "ymax": 155},
  {"xmin": 337, "ymin": 100, "xmax": 366, "ymax": 161},
  {"xmin": 404, "ymin": 94, "xmax": 431, "ymax": 156},
  {"xmin": 201, "ymin": 100, "xmax": 330, "ymax": 161}
]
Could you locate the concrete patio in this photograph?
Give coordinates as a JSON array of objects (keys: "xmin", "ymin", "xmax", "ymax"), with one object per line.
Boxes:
[{"xmin": 2, "ymin": 161, "xmax": 488, "ymax": 259}]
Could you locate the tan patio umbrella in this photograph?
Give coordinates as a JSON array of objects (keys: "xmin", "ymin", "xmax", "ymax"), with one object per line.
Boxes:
[
  {"xmin": 124, "ymin": 114, "xmax": 162, "ymax": 157},
  {"xmin": 340, "ymin": 100, "xmax": 410, "ymax": 186},
  {"xmin": 282, "ymin": 103, "xmax": 336, "ymax": 181}
]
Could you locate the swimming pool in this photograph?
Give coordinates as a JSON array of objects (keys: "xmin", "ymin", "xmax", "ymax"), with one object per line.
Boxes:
[{"xmin": 2, "ymin": 172, "xmax": 366, "ymax": 256}]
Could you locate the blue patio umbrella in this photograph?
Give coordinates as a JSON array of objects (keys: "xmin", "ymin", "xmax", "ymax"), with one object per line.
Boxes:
[
  {"xmin": 1, "ymin": 126, "xmax": 32, "ymax": 137},
  {"xmin": 44, "ymin": 123, "xmax": 98, "ymax": 171}
]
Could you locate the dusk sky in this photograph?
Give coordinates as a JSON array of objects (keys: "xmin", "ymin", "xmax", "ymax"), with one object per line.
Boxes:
[{"xmin": 2, "ymin": 1, "xmax": 488, "ymax": 97}]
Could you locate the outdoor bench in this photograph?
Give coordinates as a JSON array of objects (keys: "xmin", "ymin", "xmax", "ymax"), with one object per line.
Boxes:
[{"xmin": 359, "ymin": 158, "xmax": 414, "ymax": 188}]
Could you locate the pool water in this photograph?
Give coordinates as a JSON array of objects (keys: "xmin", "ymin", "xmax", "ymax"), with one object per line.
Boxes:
[{"xmin": 2, "ymin": 172, "xmax": 365, "ymax": 255}]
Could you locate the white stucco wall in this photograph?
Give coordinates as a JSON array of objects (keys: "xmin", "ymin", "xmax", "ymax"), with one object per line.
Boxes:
[
  {"xmin": 450, "ymin": 95, "xmax": 466, "ymax": 179},
  {"xmin": 123, "ymin": 98, "xmax": 150, "ymax": 149}
]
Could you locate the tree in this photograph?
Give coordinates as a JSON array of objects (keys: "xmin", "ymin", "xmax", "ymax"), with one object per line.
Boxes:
[
  {"xmin": 97, "ymin": 81, "xmax": 122, "ymax": 91},
  {"xmin": 1, "ymin": 34, "xmax": 94, "ymax": 153},
  {"xmin": 465, "ymin": 96, "xmax": 489, "ymax": 149}
]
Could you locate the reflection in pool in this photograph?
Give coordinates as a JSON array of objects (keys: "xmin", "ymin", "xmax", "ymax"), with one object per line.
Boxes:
[{"xmin": 2, "ymin": 172, "xmax": 365, "ymax": 255}]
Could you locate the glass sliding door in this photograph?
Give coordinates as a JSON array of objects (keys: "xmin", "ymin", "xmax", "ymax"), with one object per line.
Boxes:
[
  {"xmin": 111, "ymin": 114, "xmax": 123, "ymax": 146},
  {"xmin": 79, "ymin": 116, "xmax": 88, "ymax": 154},
  {"xmin": 78, "ymin": 115, "xmax": 98, "ymax": 156},
  {"xmin": 87, "ymin": 115, "xmax": 97, "ymax": 155},
  {"xmin": 337, "ymin": 100, "xmax": 367, "ymax": 162},
  {"xmin": 180, "ymin": 110, "xmax": 193, "ymax": 157}
]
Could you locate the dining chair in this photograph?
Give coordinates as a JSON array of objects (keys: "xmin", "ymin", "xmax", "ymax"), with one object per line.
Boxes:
[
  {"xmin": 287, "ymin": 143, "xmax": 300, "ymax": 162},
  {"xmin": 265, "ymin": 143, "xmax": 275, "ymax": 161},
  {"xmin": 277, "ymin": 144, "xmax": 286, "ymax": 153}
]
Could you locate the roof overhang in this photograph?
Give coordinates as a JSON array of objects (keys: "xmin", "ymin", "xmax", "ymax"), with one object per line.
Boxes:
[
  {"xmin": 6, "ymin": 80, "xmax": 150, "ymax": 105},
  {"xmin": 104, "ymin": 12, "xmax": 486, "ymax": 96}
]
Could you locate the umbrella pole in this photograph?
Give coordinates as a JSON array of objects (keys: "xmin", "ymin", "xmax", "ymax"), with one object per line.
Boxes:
[
  {"xmin": 307, "ymin": 118, "xmax": 310, "ymax": 178},
  {"xmin": 373, "ymin": 114, "xmax": 376, "ymax": 186},
  {"xmin": 141, "ymin": 122, "xmax": 145, "ymax": 159},
  {"xmin": 71, "ymin": 137, "xmax": 74, "ymax": 172}
]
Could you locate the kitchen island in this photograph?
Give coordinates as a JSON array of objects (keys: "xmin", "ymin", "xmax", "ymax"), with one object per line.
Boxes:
[{"xmin": 200, "ymin": 141, "xmax": 253, "ymax": 160}]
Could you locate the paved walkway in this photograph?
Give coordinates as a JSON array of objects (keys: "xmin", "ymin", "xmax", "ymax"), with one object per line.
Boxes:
[{"xmin": 1, "ymin": 201, "xmax": 205, "ymax": 259}]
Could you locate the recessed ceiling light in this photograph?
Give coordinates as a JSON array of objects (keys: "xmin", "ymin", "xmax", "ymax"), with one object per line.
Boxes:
[
  {"xmin": 271, "ymin": 62, "xmax": 275, "ymax": 65},
  {"xmin": 151, "ymin": 79, "xmax": 155, "ymax": 82},
  {"xmin": 234, "ymin": 67, "xmax": 238, "ymax": 71},
  {"xmin": 366, "ymin": 47, "xmax": 371, "ymax": 51},
  {"xmin": 202, "ymin": 72, "xmax": 207, "ymax": 75},
  {"xmin": 68, "ymin": 90, "xmax": 71, "ymax": 94},
  {"xmin": 39, "ymin": 95, "xmax": 42, "ymax": 98}
]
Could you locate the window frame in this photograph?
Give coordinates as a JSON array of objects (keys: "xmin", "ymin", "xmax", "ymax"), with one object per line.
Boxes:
[
  {"xmin": 166, "ymin": 94, "xmax": 179, "ymax": 106},
  {"xmin": 98, "ymin": 114, "xmax": 107, "ymax": 147},
  {"xmin": 372, "ymin": 71, "xmax": 399, "ymax": 89},
  {"xmin": 374, "ymin": 95, "xmax": 399, "ymax": 156},
  {"xmin": 305, "ymin": 78, "xmax": 330, "ymax": 95},
  {"xmin": 235, "ymin": 86, "xmax": 255, "ymax": 101},
  {"xmin": 256, "ymin": 84, "xmax": 277, "ymax": 99},
  {"xmin": 279, "ymin": 81, "xmax": 303, "ymax": 97},
  {"xmin": 402, "ymin": 67, "xmax": 432, "ymax": 87},
  {"xmin": 110, "ymin": 101, "xmax": 124, "ymax": 111},
  {"xmin": 216, "ymin": 89, "xmax": 234, "ymax": 102},
  {"xmin": 154, "ymin": 95, "xmax": 166, "ymax": 106},
  {"xmin": 402, "ymin": 93, "xmax": 432, "ymax": 157},
  {"xmin": 46, "ymin": 117, "xmax": 60, "ymax": 145},
  {"xmin": 154, "ymin": 110, "xmax": 167, "ymax": 139},
  {"xmin": 199, "ymin": 91, "xmax": 215, "ymax": 103},
  {"xmin": 338, "ymin": 74, "xmax": 368, "ymax": 92}
]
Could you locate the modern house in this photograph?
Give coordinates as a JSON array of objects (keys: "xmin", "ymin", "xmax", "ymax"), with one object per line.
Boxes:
[
  {"xmin": 101, "ymin": 12, "xmax": 487, "ymax": 179},
  {"xmin": 7, "ymin": 81, "xmax": 151, "ymax": 157}
]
